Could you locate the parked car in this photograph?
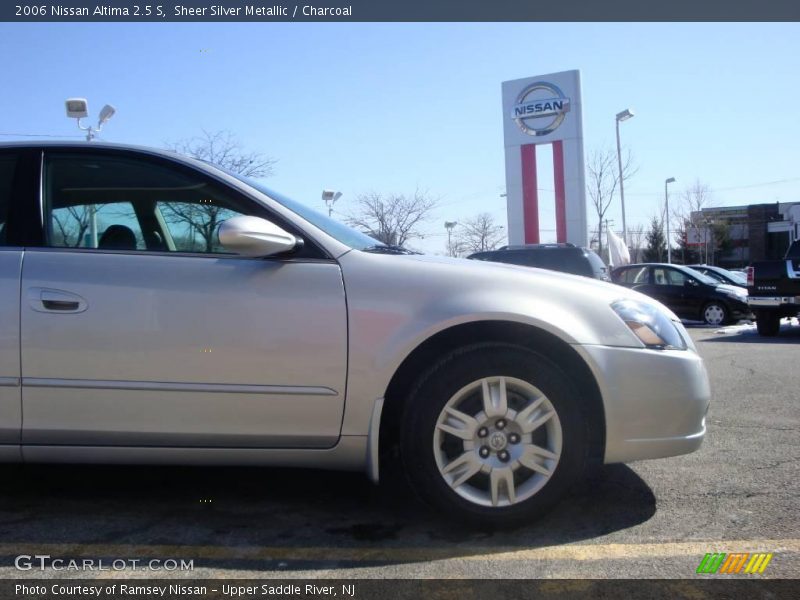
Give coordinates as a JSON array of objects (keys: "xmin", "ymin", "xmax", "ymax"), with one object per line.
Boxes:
[
  {"xmin": 468, "ymin": 243, "xmax": 610, "ymax": 281},
  {"xmin": 688, "ymin": 264, "xmax": 747, "ymax": 288},
  {"xmin": 747, "ymin": 240, "xmax": 800, "ymax": 336},
  {"xmin": 0, "ymin": 142, "xmax": 710, "ymax": 525},
  {"xmin": 612, "ymin": 263, "xmax": 752, "ymax": 326}
]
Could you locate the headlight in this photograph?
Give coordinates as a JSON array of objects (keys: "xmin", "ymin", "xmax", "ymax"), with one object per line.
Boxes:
[
  {"xmin": 721, "ymin": 288, "xmax": 747, "ymax": 303},
  {"xmin": 611, "ymin": 299, "xmax": 687, "ymax": 350}
]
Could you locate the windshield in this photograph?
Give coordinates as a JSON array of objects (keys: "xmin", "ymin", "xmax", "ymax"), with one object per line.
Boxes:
[
  {"xmin": 720, "ymin": 268, "xmax": 747, "ymax": 285},
  {"xmin": 683, "ymin": 266, "xmax": 723, "ymax": 286},
  {"xmin": 219, "ymin": 170, "xmax": 384, "ymax": 251}
]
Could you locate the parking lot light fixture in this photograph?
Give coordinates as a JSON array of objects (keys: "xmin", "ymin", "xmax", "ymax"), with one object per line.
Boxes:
[
  {"xmin": 321, "ymin": 190, "xmax": 342, "ymax": 217},
  {"xmin": 615, "ymin": 109, "xmax": 635, "ymax": 246}
]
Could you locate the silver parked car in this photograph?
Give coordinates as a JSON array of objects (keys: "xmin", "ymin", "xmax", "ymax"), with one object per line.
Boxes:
[{"xmin": 0, "ymin": 142, "xmax": 710, "ymax": 525}]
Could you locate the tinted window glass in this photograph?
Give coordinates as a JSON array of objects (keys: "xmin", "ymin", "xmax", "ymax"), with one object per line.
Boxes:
[
  {"xmin": 44, "ymin": 153, "xmax": 252, "ymax": 254},
  {"xmin": 0, "ymin": 156, "xmax": 17, "ymax": 246},
  {"xmin": 224, "ymin": 172, "xmax": 381, "ymax": 251},
  {"xmin": 654, "ymin": 267, "xmax": 687, "ymax": 286},
  {"xmin": 51, "ymin": 202, "xmax": 143, "ymax": 249},
  {"xmin": 584, "ymin": 250, "xmax": 608, "ymax": 278},
  {"xmin": 525, "ymin": 250, "xmax": 585, "ymax": 275},
  {"xmin": 618, "ymin": 266, "xmax": 649, "ymax": 284}
]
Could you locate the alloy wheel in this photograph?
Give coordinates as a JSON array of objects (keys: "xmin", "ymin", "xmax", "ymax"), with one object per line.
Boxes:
[{"xmin": 432, "ymin": 376, "xmax": 562, "ymax": 508}]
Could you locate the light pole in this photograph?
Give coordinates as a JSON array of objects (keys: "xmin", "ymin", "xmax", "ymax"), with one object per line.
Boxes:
[
  {"xmin": 444, "ymin": 221, "xmax": 458, "ymax": 256},
  {"xmin": 664, "ymin": 177, "xmax": 676, "ymax": 263},
  {"xmin": 321, "ymin": 190, "xmax": 342, "ymax": 217},
  {"xmin": 615, "ymin": 109, "xmax": 634, "ymax": 246},
  {"xmin": 65, "ymin": 98, "xmax": 115, "ymax": 141}
]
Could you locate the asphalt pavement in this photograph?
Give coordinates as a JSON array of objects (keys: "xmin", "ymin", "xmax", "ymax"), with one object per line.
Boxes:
[{"xmin": 0, "ymin": 322, "xmax": 798, "ymax": 580}]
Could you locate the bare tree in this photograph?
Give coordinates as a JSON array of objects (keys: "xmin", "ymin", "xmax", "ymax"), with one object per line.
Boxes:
[
  {"xmin": 347, "ymin": 189, "xmax": 438, "ymax": 247},
  {"xmin": 586, "ymin": 148, "xmax": 637, "ymax": 256},
  {"xmin": 166, "ymin": 130, "xmax": 277, "ymax": 178},
  {"xmin": 672, "ymin": 180, "xmax": 714, "ymax": 264},
  {"xmin": 457, "ymin": 213, "xmax": 506, "ymax": 253},
  {"xmin": 627, "ymin": 223, "xmax": 646, "ymax": 263},
  {"xmin": 163, "ymin": 130, "xmax": 277, "ymax": 251},
  {"xmin": 51, "ymin": 206, "xmax": 93, "ymax": 247}
]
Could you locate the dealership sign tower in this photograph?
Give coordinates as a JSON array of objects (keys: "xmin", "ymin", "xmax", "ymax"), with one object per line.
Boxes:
[{"xmin": 502, "ymin": 70, "xmax": 587, "ymax": 247}]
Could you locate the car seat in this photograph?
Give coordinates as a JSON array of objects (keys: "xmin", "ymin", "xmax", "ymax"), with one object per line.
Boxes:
[{"xmin": 98, "ymin": 225, "xmax": 137, "ymax": 250}]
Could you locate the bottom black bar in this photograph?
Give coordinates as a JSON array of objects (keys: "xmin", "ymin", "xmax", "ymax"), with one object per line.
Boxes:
[{"xmin": 0, "ymin": 579, "xmax": 797, "ymax": 600}]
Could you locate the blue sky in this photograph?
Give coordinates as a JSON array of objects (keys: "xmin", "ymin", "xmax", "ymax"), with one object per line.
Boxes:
[{"xmin": 1, "ymin": 22, "xmax": 798, "ymax": 253}]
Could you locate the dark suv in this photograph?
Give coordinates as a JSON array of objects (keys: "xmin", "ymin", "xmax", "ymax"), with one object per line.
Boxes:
[{"xmin": 467, "ymin": 243, "xmax": 610, "ymax": 281}]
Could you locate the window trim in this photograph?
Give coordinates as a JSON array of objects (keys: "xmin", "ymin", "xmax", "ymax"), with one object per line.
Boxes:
[{"xmin": 37, "ymin": 147, "xmax": 332, "ymax": 261}]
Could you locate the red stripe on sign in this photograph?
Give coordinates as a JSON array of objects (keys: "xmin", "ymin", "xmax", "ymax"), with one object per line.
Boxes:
[
  {"xmin": 521, "ymin": 144, "xmax": 539, "ymax": 244},
  {"xmin": 553, "ymin": 140, "xmax": 567, "ymax": 243}
]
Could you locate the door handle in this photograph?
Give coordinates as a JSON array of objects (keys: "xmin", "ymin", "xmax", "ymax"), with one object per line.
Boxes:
[
  {"xmin": 28, "ymin": 288, "xmax": 88, "ymax": 314},
  {"xmin": 42, "ymin": 298, "xmax": 80, "ymax": 311}
]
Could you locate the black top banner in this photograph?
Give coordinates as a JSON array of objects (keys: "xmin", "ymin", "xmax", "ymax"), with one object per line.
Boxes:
[{"xmin": 3, "ymin": 0, "xmax": 800, "ymax": 22}]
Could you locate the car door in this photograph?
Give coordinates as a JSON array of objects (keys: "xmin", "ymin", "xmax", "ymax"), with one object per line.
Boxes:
[
  {"xmin": 0, "ymin": 151, "xmax": 24, "ymax": 450},
  {"xmin": 20, "ymin": 149, "xmax": 347, "ymax": 449},
  {"xmin": 651, "ymin": 266, "xmax": 691, "ymax": 318}
]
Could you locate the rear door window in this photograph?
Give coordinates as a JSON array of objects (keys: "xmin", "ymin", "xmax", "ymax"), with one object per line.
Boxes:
[{"xmin": 617, "ymin": 266, "xmax": 650, "ymax": 284}]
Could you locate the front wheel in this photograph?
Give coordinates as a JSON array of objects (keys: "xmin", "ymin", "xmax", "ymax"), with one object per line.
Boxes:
[
  {"xmin": 702, "ymin": 302, "xmax": 729, "ymax": 326},
  {"xmin": 399, "ymin": 344, "xmax": 588, "ymax": 526}
]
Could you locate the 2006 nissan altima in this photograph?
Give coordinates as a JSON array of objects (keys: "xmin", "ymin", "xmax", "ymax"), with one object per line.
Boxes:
[{"xmin": 0, "ymin": 142, "xmax": 710, "ymax": 525}]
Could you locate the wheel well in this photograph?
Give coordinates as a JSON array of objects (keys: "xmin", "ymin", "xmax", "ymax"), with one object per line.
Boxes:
[{"xmin": 379, "ymin": 321, "xmax": 606, "ymax": 473}]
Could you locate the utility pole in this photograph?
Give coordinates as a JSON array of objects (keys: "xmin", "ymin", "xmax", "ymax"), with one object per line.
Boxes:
[{"xmin": 665, "ymin": 177, "xmax": 676, "ymax": 263}]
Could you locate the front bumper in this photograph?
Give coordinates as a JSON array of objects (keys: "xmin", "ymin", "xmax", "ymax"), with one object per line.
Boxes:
[{"xmin": 574, "ymin": 335, "xmax": 711, "ymax": 464}]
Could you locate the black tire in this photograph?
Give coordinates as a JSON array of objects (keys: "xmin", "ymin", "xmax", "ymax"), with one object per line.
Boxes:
[
  {"xmin": 702, "ymin": 301, "xmax": 729, "ymax": 326},
  {"xmin": 399, "ymin": 343, "xmax": 588, "ymax": 527},
  {"xmin": 756, "ymin": 311, "xmax": 780, "ymax": 337}
]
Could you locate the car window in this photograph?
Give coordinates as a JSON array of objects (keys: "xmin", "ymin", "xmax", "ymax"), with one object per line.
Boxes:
[
  {"xmin": 44, "ymin": 153, "xmax": 252, "ymax": 254},
  {"xmin": 50, "ymin": 202, "xmax": 144, "ymax": 249},
  {"xmin": 0, "ymin": 155, "xmax": 17, "ymax": 246},
  {"xmin": 654, "ymin": 267, "xmax": 688, "ymax": 286},
  {"xmin": 224, "ymin": 171, "xmax": 381, "ymax": 251},
  {"xmin": 683, "ymin": 267, "xmax": 719, "ymax": 286},
  {"xmin": 584, "ymin": 250, "xmax": 608, "ymax": 278},
  {"xmin": 618, "ymin": 266, "xmax": 649, "ymax": 284}
]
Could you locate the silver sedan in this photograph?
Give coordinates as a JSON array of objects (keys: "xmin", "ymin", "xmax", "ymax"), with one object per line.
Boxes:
[{"xmin": 0, "ymin": 142, "xmax": 710, "ymax": 525}]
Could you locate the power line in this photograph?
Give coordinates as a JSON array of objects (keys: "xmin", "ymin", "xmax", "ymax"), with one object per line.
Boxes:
[{"xmin": 626, "ymin": 176, "xmax": 800, "ymax": 197}]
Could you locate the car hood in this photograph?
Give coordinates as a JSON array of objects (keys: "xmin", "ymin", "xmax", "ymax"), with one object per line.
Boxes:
[{"xmin": 716, "ymin": 283, "xmax": 748, "ymax": 296}]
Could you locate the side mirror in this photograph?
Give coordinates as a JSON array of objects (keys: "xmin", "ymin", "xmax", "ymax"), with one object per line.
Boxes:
[{"xmin": 218, "ymin": 216, "xmax": 298, "ymax": 257}]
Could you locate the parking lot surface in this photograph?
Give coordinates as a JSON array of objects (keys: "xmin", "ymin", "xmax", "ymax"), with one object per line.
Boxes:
[{"xmin": 0, "ymin": 323, "xmax": 798, "ymax": 579}]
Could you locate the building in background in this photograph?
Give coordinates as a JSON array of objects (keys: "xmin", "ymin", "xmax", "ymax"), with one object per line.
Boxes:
[{"xmin": 686, "ymin": 202, "xmax": 800, "ymax": 267}]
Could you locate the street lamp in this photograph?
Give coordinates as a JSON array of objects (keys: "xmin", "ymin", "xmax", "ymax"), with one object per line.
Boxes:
[
  {"xmin": 615, "ymin": 108, "xmax": 634, "ymax": 247},
  {"xmin": 664, "ymin": 177, "xmax": 676, "ymax": 263},
  {"xmin": 65, "ymin": 97, "xmax": 116, "ymax": 141},
  {"xmin": 444, "ymin": 221, "xmax": 458, "ymax": 256},
  {"xmin": 321, "ymin": 190, "xmax": 342, "ymax": 217}
]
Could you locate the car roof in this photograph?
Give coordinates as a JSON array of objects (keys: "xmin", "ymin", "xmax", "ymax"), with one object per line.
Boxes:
[
  {"xmin": 0, "ymin": 140, "xmax": 220, "ymax": 177},
  {"xmin": 2, "ymin": 140, "xmax": 168, "ymax": 151}
]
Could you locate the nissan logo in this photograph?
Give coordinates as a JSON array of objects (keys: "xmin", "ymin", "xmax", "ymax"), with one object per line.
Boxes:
[{"xmin": 511, "ymin": 81, "xmax": 571, "ymax": 136}]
